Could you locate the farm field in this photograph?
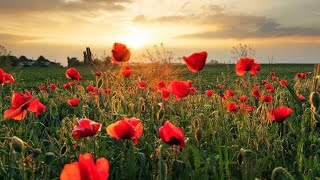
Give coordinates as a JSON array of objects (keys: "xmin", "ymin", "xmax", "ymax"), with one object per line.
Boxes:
[{"xmin": 0, "ymin": 62, "xmax": 319, "ymax": 180}]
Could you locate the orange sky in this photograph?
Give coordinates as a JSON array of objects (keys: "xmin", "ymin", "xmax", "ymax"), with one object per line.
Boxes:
[{"xmin": 1, "ymin": 0, "xmax": 320, "ymax": 65}]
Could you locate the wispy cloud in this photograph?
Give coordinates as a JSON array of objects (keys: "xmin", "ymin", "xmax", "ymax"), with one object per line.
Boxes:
[{"xmin": 0, "ymin": 0, "xmax": 131, "ymax": 13}]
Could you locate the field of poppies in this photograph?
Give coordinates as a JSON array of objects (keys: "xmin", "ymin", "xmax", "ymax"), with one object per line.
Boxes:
[{"xmin": 0, "ymin": 43, "xmax": 320, "ymax": 179}]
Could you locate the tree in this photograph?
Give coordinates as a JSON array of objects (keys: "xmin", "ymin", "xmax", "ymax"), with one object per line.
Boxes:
[{"xmin": 67, "ymin": 57, "xmax": 81, "ymax": 67}]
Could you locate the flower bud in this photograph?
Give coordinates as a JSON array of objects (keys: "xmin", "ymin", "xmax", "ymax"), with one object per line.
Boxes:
[
  {"xmin": 194, "ymin": 128, "xmax": 204, "ymax": 142},
  {"xmin": 31, "ymin": 148, "xmax": 42, "ymax": 158},
  {"xmin": 310, "ymin": 92, "xmax": 320, "ymax": 110},
  {"xmin": 11, "ymin": 136, "xmax": 24, "ymax": 153},
  {"xmin": 44, "ymin": 152, "xmax": 56, "ymax": 164}
]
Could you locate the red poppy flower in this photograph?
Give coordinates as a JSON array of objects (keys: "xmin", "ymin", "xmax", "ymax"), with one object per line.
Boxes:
[
  {"xmin": 251, "ymin": 89, "xmax": 260, "ymax": 98},
  {"xmin": 268, "ymin": 106, "xmax": 293, "ymax": 123},
  {"xmin": 63, "ymin": 82, "xmax": 73, "ymax": 89},
  {"xmin": 226, "ymin": 90, "xmax": 235, "ymax": 97},
  {"xmin": 86, "ymin": 85, "xmax": 98, "ymax": 95},
  {"xmin": 279, "ymin": 79, "xmax": 288, "ymax": 86},
  {"xmin": 261, "ymin": 95, "xmax": 273, "ymax": 103},
  {"xmin": 122, "ymin": 66, "xmax": 132, "ymax": 77},
  {"xmin": 39, "ymin": 85, "xmax": 46, "ymax": 91},
  {"xmin": 104, "ymin": 88, "xmax": 111, "ymax": 95},
  {"xmin": 4, "ymin": 73, "xmax": 14, "ymax": 84},
  {"xmin": 297, "ymin": 94, "xmax": 306, "ymax": 101},
  {"xmin": 265, "ymin": 83, "xmax": 275, "ymax": 93},
  {"xmin": 94, "ymin": 71, "xmax": 103, "ymax": 77},
  {"xmin": 261, "ymin": 80, "xmax": 267, "ymax": 85},
  {"xmin": 167, "ymin": 80, "xmax": 190, "ymax": 99},
  {"xmin": 0, "ymin": 68, "xmax": 4, "ymax": 85},
  {"xmin": 158, "ymin": 121, "xmax": 185, "ymax": 148},
  {"xmin": 157, "ymin": 80, "xmax": 166, "ymax": 91},
  {"xmin": 50, "ymin": 83, "xmax": 56, "ymax": 90},
  {"xmin": 106, "ymin": 117, "xmax": 143, "ymax": 145},
  {"xmin": 66, "ymin": 68, "xmax": 82, "ymax": 81},
  {"xmin": 240, "ymin": 104, "xmax": 254, "ymax": 114},
  {"xmin": 227, "ymin": 102, "xmax": 238, "ymax": 112},
  {"xmin": 161, "ymin": 88, "xmax": 170, "ymax": 101},
  {"xmin": 272, "ymin": 77, "xmax": 278, "ymax": 82},
  {"xmin": 295, "ymin": 73, "xmax": 307, "ymax": 79},
  {"xmin": 28, "ymin": 99, "xmax": 46, "ymax": 116},
  {"xmin": 4, "ymin": 92, "xmax": 45, "ymax": 120},
  {"xmin": 205, "ymin": 90, "xmax": 214, "ymax": 97},
  {"xmin": 137, "ymin": 80, "xmax": 147, "ymax": 89},
  {"xmin": 60, "ymin": 153, "xmax": 110, "ymax": 180},
  {"xmin": 186, "ymin": 80, "xmax": 193, "ymax": 87},
  {"xmin": 235, "ymin": 57, "xmax": 260, "ymax": 76},
  {"xmin": 72, "ymin": 118, "xmax": 101, "ymax": 139},
  {"xmin": 270, "ymin": 71, "xmax": 276, "ymax": 76},
  {"xmin": 68, "ymin": 98, "xmax": 80, "ymax": 107},
  {"xmin": 0, "ymin": 68, "xmax": 14, "ymax": 85},
  {"xmin": 111, "ymin": 43, "xmax": 131, "ymax": 64},
  {"xmin": 182, "ymin": 51, "xmax": 207, "ymax": 73},
  {"xmin": 238, "ymin": 95, "xmax": 248, "ymax": 103},
  {"xmin": 189, "ymin": 87, "xmax": 197, "ymax": 95}
]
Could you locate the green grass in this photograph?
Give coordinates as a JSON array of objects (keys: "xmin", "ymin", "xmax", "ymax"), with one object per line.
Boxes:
[{"xmin": 0, "ymin": 63, "xmax": 319, "ymax": 179}]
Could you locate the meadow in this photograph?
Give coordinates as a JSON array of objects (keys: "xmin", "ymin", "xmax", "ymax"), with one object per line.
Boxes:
[{"xmin": 0, "ymin": 60, "xmax": 319, "ymax": 179}]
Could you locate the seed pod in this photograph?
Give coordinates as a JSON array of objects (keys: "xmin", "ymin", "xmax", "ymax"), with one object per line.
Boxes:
[
  {"xmin": 310, "ymin": 144, "xmax": 317, "ymax": 152},
  {"xmin": 282, "ymin": 139, "xmax": 289, "ymax": 150},
  {"xmin": 310, "ymin": 92, "xmax": 320, "ymax": 110},
  {"xmin": 44, "ymin": 152, "xmax": 56, "ymax": 164},
  {"xmin": 237, "ymin": 148, "xmax": 244, "ymax": 165},
  {"xmin": 194, "ymin": 128, "xmax": 204, "ymax": 142},
  {"xmin": 11, "ymin": 136, "xmax": 24, "ymax": 153},
  {"xmin": 31, "ymin": 148, "xmax": 42, "ymax": 158}
]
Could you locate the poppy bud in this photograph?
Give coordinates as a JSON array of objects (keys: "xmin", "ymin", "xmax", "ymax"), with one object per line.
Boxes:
[
  {"xmin": 310, "ymin": 144, "xmax": 317, "ymax": 152},
  {"xmin": 11, "ymin": 136, "xmax": 24, "ymax": 153},
  {"xmin": 194, "ymin": 128, "xmax": 204, "ymax": 142},
  {"xmin": 237, "ymin": 148, "xmax": 244, "ymax": 165},
  {"xmin": 44, "ymin": 152, "xmax": 56, "ymax": 164},
  {"xmin": 31, "ymin": 148, "xmax": 42, "ymax": 158},
  {"xmin": 282, "ymin": 139, "xmax": 289, "ymax": 150},
  {"xmin": 310, "ymin": 92, "xmax": 320, "ymax": 110}
]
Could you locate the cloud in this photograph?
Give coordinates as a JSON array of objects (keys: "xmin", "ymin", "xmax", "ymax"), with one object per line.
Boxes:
[
  {"xmin": 133, "ymin": 5, "xmax": 320, "ymax": 40},
  {"xmin": 0, "ymin": 0, "xmax": 131, "ymax": 13},
  {"xmin": 0, "ymin": 33, "xmax": 40, "ymax": 43}
]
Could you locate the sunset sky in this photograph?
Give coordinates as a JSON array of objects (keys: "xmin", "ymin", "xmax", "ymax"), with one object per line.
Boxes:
[{"xmin": 1, "ymin": 0, "xmax": 320, "ymax": 65}]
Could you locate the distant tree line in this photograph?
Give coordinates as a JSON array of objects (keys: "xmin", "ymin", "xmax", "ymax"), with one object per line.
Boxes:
[
  {"xmin": 67, "ymin": 47, "xmax": 112, "ymax": 68},
  {"xmin": 0, "ymin": 45, "xmax": 62, "ymax": 68}
]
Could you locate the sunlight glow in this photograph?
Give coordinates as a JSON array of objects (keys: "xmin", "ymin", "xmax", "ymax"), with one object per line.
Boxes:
[{"xmin": 121, "ymin": 27, "xmax": 148, "ymax": 49}]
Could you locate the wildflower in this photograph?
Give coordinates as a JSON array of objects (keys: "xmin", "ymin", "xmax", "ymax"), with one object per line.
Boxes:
[
  {"xmin": 66, "ymin": 68, "xmax": 82, "ymax": 81},
  {"xmin": 4, "ymin": 92, "xmax": 46, "ymax": 120},
  {"xmin": 94, "ymin": 71, "xmax": 103, "ymax": 77},
  {"xmin": 268, "ymin": 106, "xmax": 293, "ymax": 123},
  {"xmin": 227, "ymin": 102, "xmax": 238, "ymax": 112},
  {"xmin": 158, "ymin": 121, "xmax": 185, "ymax": 148},
  {"xmin": 279, "ymin": 79, "xmax": 288, "ymax": 86},
  {"xmin": 72, "ymin": 118, "xmax": 101, "ymax": 139},
  {"xmin": 238, "ymin": 95, "xmax": 248, "ymax": 103},
  {"xmin": 205, "ymin": 90, "xmax": 214, "ymax": 97},
  {"xmin": 111, "ymin": 43, "xmax": 131, "ymax": 64},
  {"xmin": 60, "ymin": 153, "xmax": 109, "ymax": 180},
  {"xmin": 182, "ymin": 51, "xmax": 207, "ymax": 73},
  {"xmin": 235, "ymin": 57, "xmax": 260, "ymax": 76},
  {"xmin": 137, "ymin": 80, "xmax": 147, "ymax": 89},
  {"xmin": 50, "ymin": 83, "xmax": 56, "ymax": 90},
  {"xmin": 261, "ymin": 95, "xmax": 273, "ymax": 103},
  {"xmin": 167, "ymin": 80, "xmax": 190, "ymax": 99},
  {"xmin": 122, "ymin": 66, "xmax": 132, "ymax": 77},
  {"xmin": 67, "ymin": 98, "xmax": 80, "ymax": 107},
  {"xmin": 106, "ymin": 117, "xmax": 143, "ymax": 145}
]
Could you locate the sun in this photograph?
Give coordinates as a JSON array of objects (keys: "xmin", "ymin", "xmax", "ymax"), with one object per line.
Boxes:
[{"xmin": 121, "ymin": 27, "xmax": 148, "ymax": 49}]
